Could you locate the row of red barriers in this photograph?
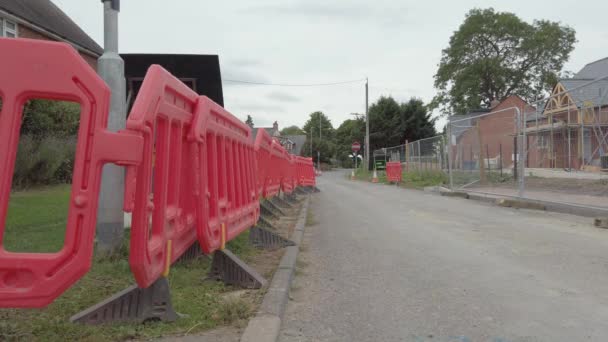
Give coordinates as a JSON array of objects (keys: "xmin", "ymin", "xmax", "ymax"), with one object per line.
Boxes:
[
  {"xmin": 0, "ymin": 38, "xmax": 316, "ymax": 308},
  {"xmin": 295, "ymin": 156, "xmax": 316, "ymax": 187},
  {"xmin": 385, "ymin": 162, "xmax": 403, "ymax": 183}
]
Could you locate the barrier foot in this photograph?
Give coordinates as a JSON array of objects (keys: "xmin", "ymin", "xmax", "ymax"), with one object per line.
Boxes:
[
  {"xmin": 311, "ymin": 186, "xmax": 321, "ymax": 193},
  {"xmin": 176, "ymin": 242, "xmax": 206, "ymax": 264},
  {"xmin": 260, "ymin": 201, "xmax": 281, "ymax": 219},
  {"xmin": 284, "ymin": 193, "xmax": 299, "ymax": 205},
  {"xmin": 257, "ymin": 215, "xmax": 279, "ymax": 230},
  {"xmin": 295, "ymin": 187, "xmax": 309, "ymax": 195},
  {"xmin": 264, "ymin": 199, "xmax": 286, "ymax": 216},
  {"xmin": 249, "ymin": 225, "xmax": 296, "ymax": 249},
  {"xmin": 70, "ymin": 277, "xmax": 179, "ymax": 325},
  {"xmin": 206, "ymin": 249, "xmax": 267, "ymax": 289},
  {"xmin": 271, "ymin": 196, "xmax": 293, "ymax": 209}
]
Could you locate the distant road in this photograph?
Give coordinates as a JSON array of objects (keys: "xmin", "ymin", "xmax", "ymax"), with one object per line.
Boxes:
[{"xmin": 280, "ymin": 170, "xmax": 608, "ymax": 342}]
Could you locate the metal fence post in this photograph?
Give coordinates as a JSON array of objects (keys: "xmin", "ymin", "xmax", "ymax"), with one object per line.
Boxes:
[
  {"xmin": 447, "ymin": 125, "xmax": 454, "ymax": 189},
  {"xmin": 417, "ymin": 140, "xmax": 421, "ymax": 173},
  {"xmin": 518, "ymin": 107, "xmax": 526, "ymax": 197}
]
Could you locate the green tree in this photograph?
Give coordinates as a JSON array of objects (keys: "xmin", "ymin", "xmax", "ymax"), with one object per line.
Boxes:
[
  {"xmin": 335, "ymin": 118, "xmax": 365, "ymax": 167},
  {"xmin": 280, "ymin": 125, "xmax": 304, "ymax": 136},
  {"xmin": 431, "ymin": 8, "xmax": 576, "ymax": 115},
  {"xmin": 245, "ymin": 115, "xmax": 254, "ymax": 128},
  {"xmin": 400, "ymin": 98, "xmax": 437, "ymax": 142},
  {"xmin": 21, "ymin": 99, "xmax": 81, "ymax": 138},
  {"xmin": 368, "ymin": 96, "xmax": 402, "ymax": 153},
  {"xmin": 302, "ymin": 112, "xmax": 335, "ymax": 164}
]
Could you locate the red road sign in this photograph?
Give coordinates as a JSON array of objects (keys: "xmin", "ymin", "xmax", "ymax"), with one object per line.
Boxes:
[{"xmin": 352, "ymin": 141, "xmax": 361, "ymax": 152}]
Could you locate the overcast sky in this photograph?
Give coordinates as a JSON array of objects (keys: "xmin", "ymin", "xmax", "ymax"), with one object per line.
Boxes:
[{"xmin": 53, "ymin": 0, "xmax": 608, "ymax": 130}]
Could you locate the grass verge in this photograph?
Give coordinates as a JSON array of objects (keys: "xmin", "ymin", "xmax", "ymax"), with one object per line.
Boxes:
[{"xmin": 0, "ymin": 185, "xmax": 259, "ymax": 342}]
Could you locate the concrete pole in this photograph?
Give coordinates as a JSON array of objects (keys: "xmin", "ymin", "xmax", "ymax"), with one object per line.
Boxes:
[
  {"xmin": 365, "ymin": 78, "xmax": 370, "ymax": 171},
  {"xmin": 96, "ymin": 0, "xmax": 126, "ymax": 256}
]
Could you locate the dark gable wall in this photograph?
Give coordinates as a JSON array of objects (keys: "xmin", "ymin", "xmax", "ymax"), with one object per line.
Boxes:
[{"xmin": 121, "ymin": 54, "xmax": 224, "ymax": 107}]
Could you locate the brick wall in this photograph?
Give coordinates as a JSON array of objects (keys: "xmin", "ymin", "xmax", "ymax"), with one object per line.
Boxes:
[
  {"xmin": 454, "ymin": 96, "xmax": 530, "ymax": 170},
  {"xmin": 18, "ymin": 24, "xmax": 98, "ymax": 70}
]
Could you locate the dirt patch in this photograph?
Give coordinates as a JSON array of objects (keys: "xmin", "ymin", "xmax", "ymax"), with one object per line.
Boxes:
[
  {"xmin": 161, "ymin": 198, "xmax": 305, "ymax": 341},
  {"xmin": 471, "ymin": 177, "xmax": 608, "ymax": 197},
  {"xmin": 153, "ymin": 325, "xmax": 243, "ymax": 342}
]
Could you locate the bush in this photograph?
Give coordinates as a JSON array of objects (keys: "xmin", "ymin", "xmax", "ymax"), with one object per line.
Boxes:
[{"xmin": 12, "ymin": 135, "xmax": 76, "ymax": 190}]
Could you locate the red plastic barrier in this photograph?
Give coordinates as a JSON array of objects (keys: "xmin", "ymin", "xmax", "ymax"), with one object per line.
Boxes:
[
  {"xmin": 295, "ymin": 156, "xmax": 315, "ymax": 187},
  {"xmin": 191, "ymin": 96, "xmax": 259, "ymax": 255},
  {"xmin": 280, "ymin": 151, "xmax": 296, "ymax": 194},
  {"xmin": 126, "ymin": 65, "xmax": 201, "ymax": 288},
  {"xmin": 0, "ymin": 38, "xmax": 143, "ymax": 307},
  {"xmin": 265, "ymin": 140, "xmax": 285, "ymax": 198},
  {"xmin": 386, "ymin": 162, "xmax": 402, "ymax": 183},
  {"xmin": 254, "ymin": 129, "xmax": 273, "ymax": 199}
]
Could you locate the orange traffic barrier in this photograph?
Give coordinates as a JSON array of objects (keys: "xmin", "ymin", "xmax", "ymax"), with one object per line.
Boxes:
[
  {"xmin": 0, "ymin": 38, "xmax": 143, "ymax": 307},
  {"xmin": 386, "ymin": 162, "xmax": 402, "ymax": 183}
]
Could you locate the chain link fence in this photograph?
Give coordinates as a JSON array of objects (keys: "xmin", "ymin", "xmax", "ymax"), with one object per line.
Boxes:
[{"xmin": 373, "ymin": 75, "xmax": 608, "ymax": 209}]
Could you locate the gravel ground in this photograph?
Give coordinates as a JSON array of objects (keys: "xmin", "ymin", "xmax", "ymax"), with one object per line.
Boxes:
[{"xmin": 279, "ymin": 170, "xmax": 608, "ymax": 342}]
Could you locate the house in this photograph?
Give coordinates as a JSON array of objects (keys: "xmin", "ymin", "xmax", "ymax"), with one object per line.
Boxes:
[
  {"xmin": 527, "ymin": 58, "xmax": 608, "ymax": 171},
  {"xmin": 450, "ymin": 96, "xmax": 530, "ymax": 171},
  {"xmin": 253, "ymin": 121, "xmax": 307, "ymax": 155},
  {"xmin": 0, "ymin": 0, "xmax": 102, "ymax": 69}
]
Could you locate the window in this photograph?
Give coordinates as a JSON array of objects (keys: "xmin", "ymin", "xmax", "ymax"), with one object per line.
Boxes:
[{"xmin": 0, "ymin": 18, "xmax": 17, "ymax": 38}]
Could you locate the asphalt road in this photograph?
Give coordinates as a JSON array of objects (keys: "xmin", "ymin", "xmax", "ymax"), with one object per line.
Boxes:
[{"xmin": 279, "ymin": 171, "xmax": 608, "ymax": 342}]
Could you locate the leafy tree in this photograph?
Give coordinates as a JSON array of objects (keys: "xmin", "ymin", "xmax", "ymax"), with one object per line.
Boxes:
[
  {"xmin": 335, "ymin": 118, "xmax": 365, "ymax": 167},
  {"xmin": 400, "ymin": 98, "xmax": 437, "ymax": 142},
  {"xmin": 368, "ymin": 96, "xmax": 402, "ymax": 153},
  {"xmin": 21, "ymin": 99, "xmax": 81, "ymax": 138},
  {"xmin": 302, "ymin": 112, "xmax": 335, "ymax": 164},
  {"xmin": 245, "ymin": 115, "xmax": 254, "ymax": 128},
  {"xmin": 431, "ymin": 8, "xmax": 576, "ymax": 115},
  {"xmin": 280, "ymin": 125, "xmax": 304, "ymax": 136}
]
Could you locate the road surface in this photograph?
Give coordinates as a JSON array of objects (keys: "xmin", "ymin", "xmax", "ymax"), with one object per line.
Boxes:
[{"xmin": 279, "ymin": 171, "xmax": 608, "ymax": 342}]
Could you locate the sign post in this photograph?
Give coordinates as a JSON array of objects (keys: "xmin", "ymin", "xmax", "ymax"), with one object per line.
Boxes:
[{"xmin": 351, "ymin": 141, "xmax": 361, "ymax": 180}]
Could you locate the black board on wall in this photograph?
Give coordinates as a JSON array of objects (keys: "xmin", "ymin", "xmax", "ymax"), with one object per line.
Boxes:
[{"xmin": 121, "ymin": 54, "xmax": 224, "ymax": 110}]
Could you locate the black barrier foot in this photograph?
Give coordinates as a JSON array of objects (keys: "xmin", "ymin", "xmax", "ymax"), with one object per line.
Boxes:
[
  {"xmin": 264, "ymin": 199, "xmax": 286, "ymax": 216},
  {"xmin": 249, "ymin": 226, "xmax": 296, "ymax": 249},
  {"xmin": 312, "ymin": 186, "xmax": 321, "ymax": 193},
  {"xmin": 284, "ymin": 191, "xmax": 299, "ymax": 205},
  {"xmin": 176, "ymin": 242, "xmax": 206, "ymax": 264},
  {"xmin": 257, "ymin": 215, "xmax": 279, "ymax": 230},
  {"xmin": 271, "ymin": 196, "xmax": 293, "ymax": 209},
  {"xmin": 295, "ymin": 187, "xmax": 309, "ymax": 195},
  {"xmin": 70, "ymin": 277, "xmax": 178, "ymax": 325},
  {"xmin": 207, "ymin": 249, "xmax": 267, "ymax": 289},
  {"xmin": 260, "ymin": 201, "xmax": 281, "ymax": 219}
]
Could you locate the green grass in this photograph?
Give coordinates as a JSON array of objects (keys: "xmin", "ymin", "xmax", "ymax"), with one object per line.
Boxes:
[
  {"xmin": 0, "ymin": 186, "xmax": 259, "ymax": 341},
  {"xmin": 4, "ymin": 184, "xmax": 71, "ymax": 252},
  {"xmin": 400, "ymin": 170, "xmax": 448, "ymax": 189},
  {"xmin": 450, "ymin": 170, "xmax": 513, "ymax": 188},
  {"xmin": 353, "ymin": 167, "xmax": 447, "ymax": 189}
]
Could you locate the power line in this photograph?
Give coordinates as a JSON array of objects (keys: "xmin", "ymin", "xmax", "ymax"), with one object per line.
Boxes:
[{"xmin": 222, "ymin": 78, "xmax": 366, "ymax": 87}]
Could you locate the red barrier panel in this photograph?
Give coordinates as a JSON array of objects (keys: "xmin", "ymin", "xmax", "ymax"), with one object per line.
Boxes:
[
  {"xmin": 265, "ymin": 140, "xmax": 285, "ymax": 198},
  {"xmin": 280, "ymin": 152, "xmax": 296, "ymax": 194},
  {"xmin": 191, "ymin": 96, "xmax": 259, "ymax": 254},
  {"xmin": 386, "ymin": 162, "xmax": 402, "ymax": 183},
  {"xmin": 0, "ymin": 38, "xmax": 143, "ymax": 307},
  {"xmin": 126, "ymin": 65, "xmax": 200, "ymax": 288},
  {"xmin": 254, "ymin": 129, "xmax": 273, "ymax": 199},
  {"xmin": 295, "ymin": 156, "xmax": 315, "ymax": 187}
]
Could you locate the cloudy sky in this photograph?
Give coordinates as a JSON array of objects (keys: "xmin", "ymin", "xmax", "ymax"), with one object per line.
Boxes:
[{"xmin": 54, "ymin": 0, "xmax": 608, "ymax": 130}]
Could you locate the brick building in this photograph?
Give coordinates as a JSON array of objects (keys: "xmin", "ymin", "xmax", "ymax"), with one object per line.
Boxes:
[
  {"xmin": 526, "ymin": 58, "xmax": 608, "ymax": 171},
  {"xmin": 0, "ymin": 0, "xmax": 102, "ymax": 69},
  {"xmin": 451, "ymin": 95, "xmax": 530, "ymax": 171}
]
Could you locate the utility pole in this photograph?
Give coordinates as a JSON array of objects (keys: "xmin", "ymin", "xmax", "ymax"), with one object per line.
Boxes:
[
  {"xmin": 97, "ymin": 0, "xmax": 126, "ymax": 256},
  {"xmin": 365, "ymin": 78, "xmax": 370, "ymax": 170},
  {"xmin": 318, "ymin": 113, "xmax": 322, "ymax": 171}
]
